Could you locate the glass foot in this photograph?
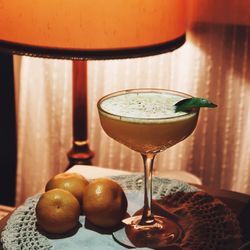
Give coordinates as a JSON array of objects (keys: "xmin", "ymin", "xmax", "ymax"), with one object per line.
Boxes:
[{"xmin": 113, "ymin": 215, "xmax": 183, "ymax": 249}]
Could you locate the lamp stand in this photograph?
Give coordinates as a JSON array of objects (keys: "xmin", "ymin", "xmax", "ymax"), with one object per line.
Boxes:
[{"xmin": 67, "ymin": 60, "xmax": 94, "ymax": 168}]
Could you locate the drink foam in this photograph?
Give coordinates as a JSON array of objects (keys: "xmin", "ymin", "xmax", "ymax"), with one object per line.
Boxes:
[{"xmin": 100, "ymin": 92, "xmax": 188, "ymax": 119}]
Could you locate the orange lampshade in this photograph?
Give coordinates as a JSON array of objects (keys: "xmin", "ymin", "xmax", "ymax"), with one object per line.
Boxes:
[{"xmin": 0, "ymin": 0, "xmax": 186, "ymax": 59}]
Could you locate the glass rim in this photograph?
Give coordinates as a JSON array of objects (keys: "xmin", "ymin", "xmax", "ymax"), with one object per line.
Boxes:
[{"xmin": 97, "ymin": 88, "xmax": 199, "ymax": 122}]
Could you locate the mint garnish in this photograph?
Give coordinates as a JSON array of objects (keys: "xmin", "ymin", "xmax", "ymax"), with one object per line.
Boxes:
[{"xmin": 175, "ymin": 97, "xmax": 217, "ymax": 112}]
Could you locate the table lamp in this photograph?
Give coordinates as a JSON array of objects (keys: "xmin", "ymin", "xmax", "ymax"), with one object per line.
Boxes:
[{"xmin": 0, "ymin": 0, "xmax": 186, "ymax": 167}]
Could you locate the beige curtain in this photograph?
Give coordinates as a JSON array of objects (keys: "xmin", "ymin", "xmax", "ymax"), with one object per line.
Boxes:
[
  {"xmin": 15, "ymin": 59, "xmax": 73, "ymax": 205},
  {"xmin": 15, "ymin": 1, "xmax": 250, "ymax": 205}
]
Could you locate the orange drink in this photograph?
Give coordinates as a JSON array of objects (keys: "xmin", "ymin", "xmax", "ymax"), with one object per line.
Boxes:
[{"xmin": 98, "ymin": 89, "xmax": 199, "ymax": 154}]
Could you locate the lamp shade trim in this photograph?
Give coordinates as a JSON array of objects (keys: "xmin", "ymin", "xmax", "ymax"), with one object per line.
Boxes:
[{"xmin": 0, "ymin": 34, "xmax": 185, "ymax": 60}]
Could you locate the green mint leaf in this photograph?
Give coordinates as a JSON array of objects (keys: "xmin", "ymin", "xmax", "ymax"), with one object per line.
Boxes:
[{"xmin": 175, "ymin": 97, "xmax": 217, "ymax": 112}]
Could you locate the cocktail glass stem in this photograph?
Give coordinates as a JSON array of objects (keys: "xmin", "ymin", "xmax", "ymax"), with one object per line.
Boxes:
[{"xmin": 139, "ymin": 153, "xmax": 156, "ymax": 226}]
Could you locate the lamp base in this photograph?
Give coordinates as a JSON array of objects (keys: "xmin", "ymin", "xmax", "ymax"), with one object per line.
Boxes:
[{"xmin": 67, "ymin": 144, "xmax": 94, "ymax": 168}]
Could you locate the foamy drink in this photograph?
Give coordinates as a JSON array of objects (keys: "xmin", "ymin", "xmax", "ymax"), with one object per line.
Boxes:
[{"xmin": 98, "ymin": 90, "xmax": 199, "ymax": 154}]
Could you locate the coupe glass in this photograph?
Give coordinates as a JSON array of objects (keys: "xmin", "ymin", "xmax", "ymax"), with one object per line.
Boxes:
[{"xmin": 97, "ymin": 89, "xmax": 200, "ymax": 248}]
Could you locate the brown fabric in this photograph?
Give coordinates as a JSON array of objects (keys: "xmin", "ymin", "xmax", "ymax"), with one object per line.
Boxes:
[{"xmin": 157, "ymin": 191, "xmax": 241, "ymax": 250}]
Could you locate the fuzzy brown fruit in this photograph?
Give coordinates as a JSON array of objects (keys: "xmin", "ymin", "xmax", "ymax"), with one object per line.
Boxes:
[
  {"xmin": 83, "ymin": 178, "xmax": 127, "ymax": 228},
  {"xmin": 45, "ymin": 172, "xmax": 89, "ymax": 205},
  {"xmin": 36, "ymin": 188, "xmax": 80, "ymax": 234}
]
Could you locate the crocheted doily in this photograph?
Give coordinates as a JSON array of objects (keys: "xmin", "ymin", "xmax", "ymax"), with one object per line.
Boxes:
[
  {"xmin": 1, "ymin": 175, "xmax": 241, "ymax": 250},
  {"xmin": 1, "ymin": 194, "xmax": 52, "ymax": 250}
]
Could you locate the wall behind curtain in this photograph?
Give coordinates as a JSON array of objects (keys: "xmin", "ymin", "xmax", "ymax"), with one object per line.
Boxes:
[{"xmin": 15, "ymin": 3, "xmax": 250, "ymax": 205}]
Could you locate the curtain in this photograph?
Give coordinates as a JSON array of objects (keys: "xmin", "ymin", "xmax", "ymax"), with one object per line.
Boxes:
[
  {"xmin": 15, "ymin": 1, "xmax": 250, "ymax": 205},
  {"xmin": 15, "ymin": 59, "xmax": 72, "ymax": 205}
]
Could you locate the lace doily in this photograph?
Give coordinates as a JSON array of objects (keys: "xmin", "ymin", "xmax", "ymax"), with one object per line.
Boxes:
[
  {"xmin": 1, "ymin": 194, "xmax": 51, "ymax": 250},
  {"xmin": 1, "ymin": 175, "xmax": 241, "ymax": 250}
]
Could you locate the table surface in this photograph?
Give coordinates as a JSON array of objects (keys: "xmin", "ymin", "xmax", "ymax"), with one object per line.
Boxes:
[{"xmin": 1, "ymin": 165, "xmax": 250, "ymax": 246}]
